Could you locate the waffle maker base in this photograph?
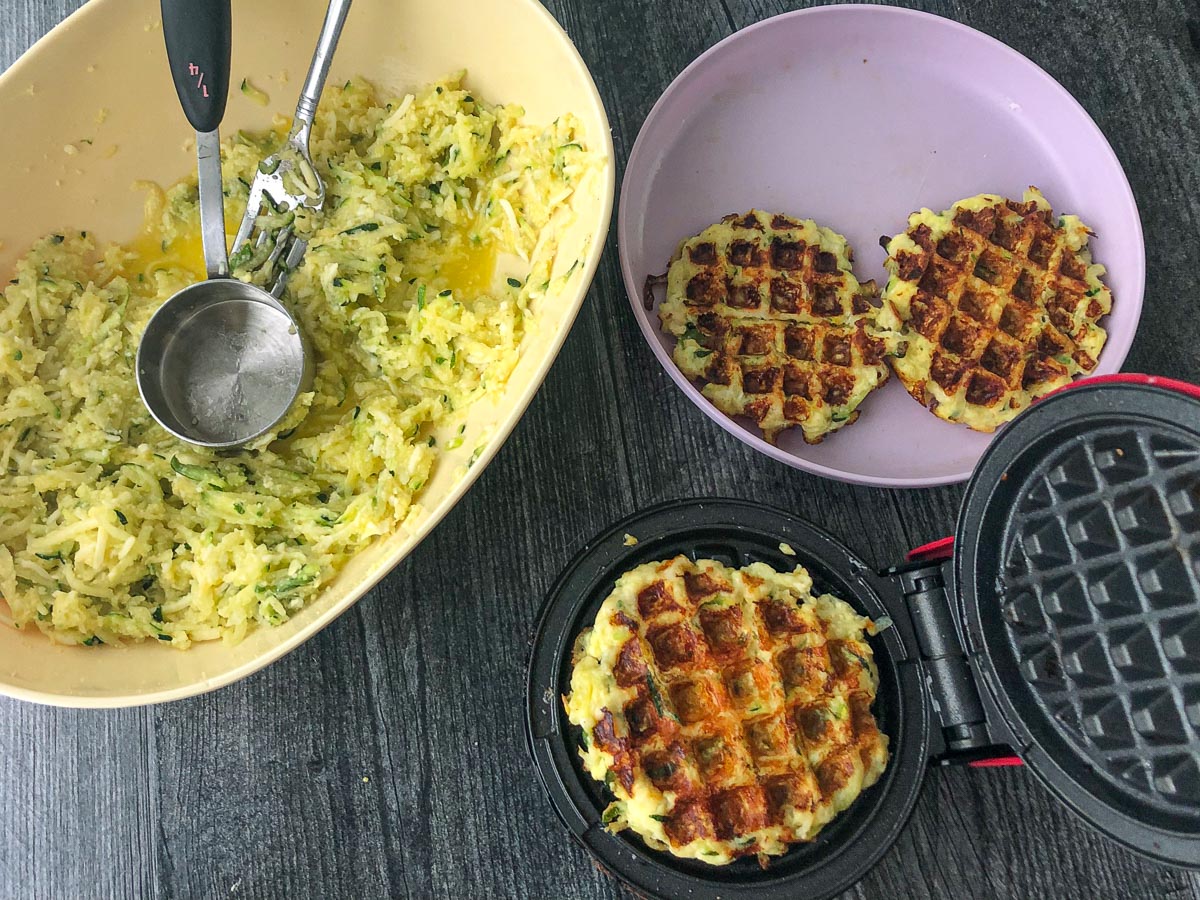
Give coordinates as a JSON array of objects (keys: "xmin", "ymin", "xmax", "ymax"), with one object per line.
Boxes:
[
  {"xmin": 526, "ymin": 500, "xmax": 931, "ymax": 900},
  {"xmin": 527, "ymin": 376, "xmax": 1200, "ymax": 899}
]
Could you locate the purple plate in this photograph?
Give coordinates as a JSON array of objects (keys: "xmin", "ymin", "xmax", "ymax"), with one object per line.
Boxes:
[{"xmin": 619, "ymin": 5, "xmax": 1144, "ymax": 487}]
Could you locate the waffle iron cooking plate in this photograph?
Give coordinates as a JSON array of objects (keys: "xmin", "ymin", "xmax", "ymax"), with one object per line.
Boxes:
[
  {"xmin": 527, "ymin": 501, "xmax": 930, "ymax": 899},
  {"xmin": 526, "ymin": 376, "xmax": 1200, "ymax": 898},
  {"xmin": 956, "ymin": 376, "xmax": 1200, "ymax": 865}
]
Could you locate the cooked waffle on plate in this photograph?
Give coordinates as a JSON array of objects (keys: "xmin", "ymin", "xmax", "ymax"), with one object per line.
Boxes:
[
  {"xmin": 878, "ymin": 187, "xmax": 1113, "ymax": 431},
  {"xmin": 563, "ymin": 556, "xmax": 889, "ymax": 866},
  {"xmin": 653, "ymin": 210, "xmax": 889, "ymax": 444}
]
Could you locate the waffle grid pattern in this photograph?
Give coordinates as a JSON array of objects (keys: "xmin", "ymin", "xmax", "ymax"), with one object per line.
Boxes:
[
  {"xmin": 661, "ymin": 211, "xmax": 888, "ymax": 444},
  {"xmin": 593, "ymin": 557, "xmax": 886, "ymax": 855},
  {"xmin": 1001, "ymin": 425, "xmax": 1200, "ymax": 811},
  {"xmin": 883, "ymin": 193, "xmax": 1110, "ymax": 425}
]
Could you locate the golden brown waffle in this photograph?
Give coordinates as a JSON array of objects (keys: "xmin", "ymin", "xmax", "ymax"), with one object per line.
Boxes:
[
  {"xmin": 653, "ymin": 210, "xmax": 889, "ymax": 444},
  {"xmin": 878, "ymin": 188, "xmax": 1112, "ymax": 431},
  {"xmin": 563, "ymin": 557, "xmax": 889, "ymax": 865}
]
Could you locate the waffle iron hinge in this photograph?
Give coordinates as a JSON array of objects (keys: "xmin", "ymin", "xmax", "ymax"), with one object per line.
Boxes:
[{"xmin": 887, "ymin": 559, "xmax": 1005, "ymax": 764}]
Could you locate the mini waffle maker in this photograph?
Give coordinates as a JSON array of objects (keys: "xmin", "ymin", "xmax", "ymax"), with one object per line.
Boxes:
[{"xmin": 526, "ymin": 375, "xmax": 1200, "ymax": 899}]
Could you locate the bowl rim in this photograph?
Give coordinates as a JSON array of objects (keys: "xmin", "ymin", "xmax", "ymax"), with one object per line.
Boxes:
[
  {"xmin": 617, "ymin": 3, "xmax": 1145, "ymax": 489},
  {"xmin": 0, "ymin": 0, "xmax": 616, "ymax": 708}
]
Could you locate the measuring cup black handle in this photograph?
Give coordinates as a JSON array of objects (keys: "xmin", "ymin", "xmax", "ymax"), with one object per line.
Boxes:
[{"xmin": 161, "ymin": 0, "xmax": 232, "ymax": 134}]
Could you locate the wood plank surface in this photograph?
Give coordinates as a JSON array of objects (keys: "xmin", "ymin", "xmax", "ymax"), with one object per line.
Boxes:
[{"xmin": 1, "ymin": 1, "xmax": 1198, "ymax": 898}]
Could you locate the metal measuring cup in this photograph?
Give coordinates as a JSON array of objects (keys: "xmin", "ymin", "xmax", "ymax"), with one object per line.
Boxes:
[{"xmin": 137, "ymin": 0, "xmax": 312, "ymax": 449}]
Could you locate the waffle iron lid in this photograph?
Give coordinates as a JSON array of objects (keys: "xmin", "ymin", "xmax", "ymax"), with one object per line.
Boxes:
[{"xmin": 955, "ymin": 375, "xmax": 1200, "ymax": 868}]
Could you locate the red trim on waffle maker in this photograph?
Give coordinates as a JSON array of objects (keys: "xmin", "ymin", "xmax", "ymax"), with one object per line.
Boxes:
[
  {"xmin": 969, "ymin": 756, "xmax": 1024, "ymax": 768},
  {"xmin": 905, "ymin": 536, "xmax": 955, "ymax": 563},
  {"xmin": 1038, "ymin": 373, "xmax": 1200, "ymax": 404}
]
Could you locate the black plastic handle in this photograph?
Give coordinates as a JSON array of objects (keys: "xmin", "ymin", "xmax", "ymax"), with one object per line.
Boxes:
[{"xmin": 161, "ymin": 0, "xmax": 232, "ymax": 133}]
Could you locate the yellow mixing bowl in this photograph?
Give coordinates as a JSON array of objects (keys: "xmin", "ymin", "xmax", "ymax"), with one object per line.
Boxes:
[{"xmin": 0, "ymin": 0, "xmax": 614, "ymax": 706}]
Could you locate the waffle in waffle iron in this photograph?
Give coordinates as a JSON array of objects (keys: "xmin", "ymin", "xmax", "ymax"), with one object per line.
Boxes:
[
  {"xmin": 563, "ymin": 556, "xmax": 889, "ymax": 866},
  {"xmin": 878, "ymin": 187, "xmax": 1112, "ymax": 431},
  {"xmin": 653, "ymin": 211, "xmax": 890, "ymax": 444}
]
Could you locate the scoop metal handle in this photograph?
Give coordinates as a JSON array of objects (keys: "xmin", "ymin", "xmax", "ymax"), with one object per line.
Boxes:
[
  {"xmin": 195, "ymin": 130, "xmax": 229, "ymax": 279},
  {"xmin": 290, "ymin": 0, "xmax": 353, "ymax": 146},
  {"xmin": 161, "ymin": 0, "xmax": 232, "ymax": 280}
]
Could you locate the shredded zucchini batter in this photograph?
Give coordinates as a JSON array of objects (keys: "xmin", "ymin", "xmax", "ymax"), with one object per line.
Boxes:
[{"xmin": 0, "ymin": 73, "xmax": 599, "ymax": 647}]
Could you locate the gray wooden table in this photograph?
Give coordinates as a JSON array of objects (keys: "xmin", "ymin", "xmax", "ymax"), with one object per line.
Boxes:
[{"xmin": 2, "ymin": 1, "xmax": 1199, "ymax": 898}]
